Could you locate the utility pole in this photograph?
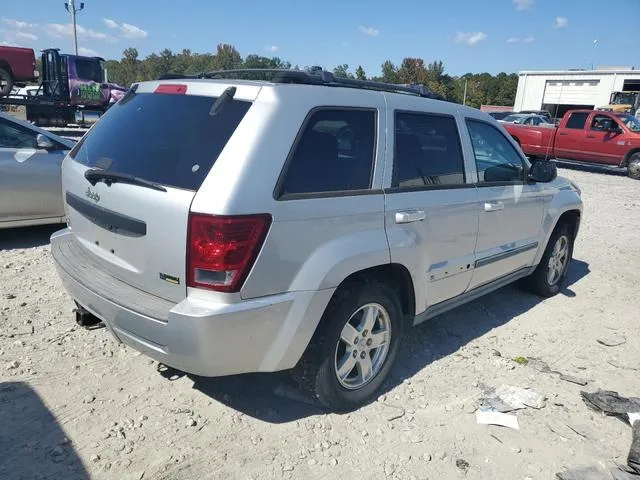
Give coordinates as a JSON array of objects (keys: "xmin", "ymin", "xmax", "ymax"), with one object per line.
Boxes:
[
  {"xmin": 463, "ymin": 78, "xmax": 468, "ymax": 106},
  {"xmin": 65, "ymin": 0, "xmax": 85, "ymax": 55}
]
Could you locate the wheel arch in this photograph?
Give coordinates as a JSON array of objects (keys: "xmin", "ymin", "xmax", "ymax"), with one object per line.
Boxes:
[
  {"xmin": 621, "ymin": 148, "xmax": 640, "ymax": 167},
  {"xmin": 302, "ymin": 262, "xmax": 416, "ymax": 356},
  {"xmin": 554, "ymin": 209, "xmax": 581, "ymax": 239},
  {"xmin": 0, "ymin": 60, "xmax": 13, "ymax": 75},
  {"xmin": 534, "ymin": 202, "xmax": 582, "ymax": 267}
]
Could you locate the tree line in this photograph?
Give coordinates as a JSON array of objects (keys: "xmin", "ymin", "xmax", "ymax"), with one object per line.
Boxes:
[{"xmin": 104, "ymin": 44, "xmax": 518, "ymax": 109}]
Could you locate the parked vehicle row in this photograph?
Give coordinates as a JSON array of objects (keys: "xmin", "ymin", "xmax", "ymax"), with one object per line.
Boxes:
[
  {"xmin": 498, "ymin": 113, "xmax": 554, "ymax": 127},
  {"xmin": 47, "ymin": 69, "xmax": 583, "ymax": 412},
  {"xmin": 0, "ymin": 46, "xmax": 127, "ymax": 127},
  {"xmin": 503, "ymin": 109, "xmax": 640, "ymax": 179}
]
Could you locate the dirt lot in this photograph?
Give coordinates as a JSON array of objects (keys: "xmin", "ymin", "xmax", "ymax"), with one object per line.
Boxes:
[{"xmin": 1, "ymin": 168, "xmax": 639, "ymax": 480}]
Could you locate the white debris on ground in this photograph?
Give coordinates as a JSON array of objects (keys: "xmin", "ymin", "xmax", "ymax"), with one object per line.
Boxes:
[{"xmin": 1, "ymin": 168, "xmax": 639, "ymax": 480}]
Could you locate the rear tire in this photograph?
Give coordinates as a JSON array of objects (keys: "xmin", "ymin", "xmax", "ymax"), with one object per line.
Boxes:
[
  {"xmin": 0, "ymin": 68, "xmax": 13, "ymax": 97},
  {"xmin": 522, "ymin": 223, "xmax": 574, "ymax": 297},
  {"xmin": 627, "ymin": 153, "xmax": 640, "ymax": 180},
  {"xmin": 294, "ymin": 281, "xmax": 404, "ymax": 412}
]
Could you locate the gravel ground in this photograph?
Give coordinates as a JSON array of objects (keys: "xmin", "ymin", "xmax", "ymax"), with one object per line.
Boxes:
[{"xmin": 1, "ymin": 168, "xmax": 639, "ymax": 480}]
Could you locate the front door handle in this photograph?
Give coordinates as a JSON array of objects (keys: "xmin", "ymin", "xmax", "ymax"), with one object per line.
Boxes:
[
  {"xmin": 484, "ymin": 201, "xmax": 504, "ymax": 212},
  {"xmin": 395, "ymin": 210, "xmax": 426, "ymax": 224},
  {"xmin": 586, "ymin": 135, "xmax": 596, "ymax": 139},
  {"xmin": 558, "ymin": 132, "xmax": 568, "ymax": 136}
]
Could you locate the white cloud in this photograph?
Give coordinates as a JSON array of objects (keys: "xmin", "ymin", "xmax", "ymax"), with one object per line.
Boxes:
[
  {"xmin": 453, "ymin": 31, "xmax": 487, "ymax": 46},
  {"xmin": 513, "ymin": 0, "xmax": 534, "ymax": 10},
  {"xmin": 103, "ymin": 18, "xmax": 119, "ymax": 29},
  {"xmin": 265, "ymin": 45, "xmax": 279, "ymax": 53},
  {"xmin": 507, "ymin": 35, "xmax": 535, "ymax": 43},
  {"xmin": 0, "ymin": 40, "xmax": 18, "ymax": 46},
  {"xmin": 44, "ymin": 23, "xmax": 117, "ymax": 42},
  {"xmin": 358, "ymin": 26, "xmax": 379, "ymax": 37},
  {"xmin": 554, "ymin": 16, "xmax": 568, "ymax": 28},
  {"xmin": 119, "ymin": 23, "xmax": 147, "ymax": 39},
  {"xmin": 1, "ymin": 18, "xmax": 37, "ymax": 30},
  {"xmin": 78, "ymin": 47, "xmax": 99, "ymax": 56},
  {"xmin": 15, "ymin": 31, "xmax": 37, "ymax": 41}
]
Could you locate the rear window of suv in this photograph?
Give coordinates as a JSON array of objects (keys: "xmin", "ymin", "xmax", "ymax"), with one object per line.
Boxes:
[{"xmin": 70, "ymin": 91, "xmax": 252, "ymax": 191}]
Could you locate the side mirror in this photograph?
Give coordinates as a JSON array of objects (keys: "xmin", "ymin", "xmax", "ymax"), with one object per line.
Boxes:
[
  {"xmin": 528, "ymin": 160, "xmax": 557, "ymax": 183},
  {"xmin": 36, "ymin": 133, "xmax": 56, "ymax": 150}
]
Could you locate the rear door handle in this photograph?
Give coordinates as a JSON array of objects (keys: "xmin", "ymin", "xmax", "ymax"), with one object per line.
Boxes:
[
  {"xmin": 484, "ymin": 201, "xmax": 504, "ymax": 212},
  {"xmin": 395, "ymin": 210, "xmax": 426, "ymax": 224},
  {"xmin": 586, "ymin": 135, "xmax": 596, "ymax": 138}
]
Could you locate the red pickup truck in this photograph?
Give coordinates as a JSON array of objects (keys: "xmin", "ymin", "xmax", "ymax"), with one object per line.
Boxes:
[
  {"xmin": 0, "ymin": 46, "xmax": 39, "ymax": 96},
  {"xmin": 504, "ymin": 109, "xmax": 640, "ymax": 180}
]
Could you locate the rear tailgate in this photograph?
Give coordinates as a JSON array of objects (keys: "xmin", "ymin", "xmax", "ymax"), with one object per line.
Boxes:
[{"xmin": 62, "ymin": 80, "xmax": 259, "ymax": 304}]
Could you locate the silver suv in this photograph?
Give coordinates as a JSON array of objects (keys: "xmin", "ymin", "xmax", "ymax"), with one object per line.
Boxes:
[{"xmin": 51, "ymin": 70, "xmax": 583, "ymax": 412}]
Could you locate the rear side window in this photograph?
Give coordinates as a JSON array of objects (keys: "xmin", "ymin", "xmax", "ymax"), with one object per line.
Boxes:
[
  {"xmin": 565, "ymin": 112, "xmax": 589, "ymax": 129},
  {"xmin": 393, "ymin": 112, "xmax": 465, "ymax": 188},
  {"xmin": 279, "ymin": 108, "xmax": 376, "ymax": 197},
  {"xmin": 70, "ymin": 92, "xmax": 251, "ymax": 191}
]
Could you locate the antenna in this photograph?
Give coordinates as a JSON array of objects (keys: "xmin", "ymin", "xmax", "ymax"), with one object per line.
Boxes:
[{"xmin": 64, "ymin": 0, "xmax": 85, "ymax": 55}]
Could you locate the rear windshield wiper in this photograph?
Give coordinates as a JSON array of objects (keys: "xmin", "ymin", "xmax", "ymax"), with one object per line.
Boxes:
[
  {"xmin": 209, "ymin": 86, "xmax": 237, "ymax": 116},
  {"xmin": 84, "ymin": 169, "xmax": 167, "ymax": 192}
]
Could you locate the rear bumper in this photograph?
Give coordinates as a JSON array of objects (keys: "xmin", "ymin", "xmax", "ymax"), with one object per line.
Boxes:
[{"xmin": 51, "ymin": 228, "xmax": 334, "ymax": 377}]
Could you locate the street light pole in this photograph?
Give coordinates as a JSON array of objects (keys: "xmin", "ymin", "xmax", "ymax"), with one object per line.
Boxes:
[{"xmin": 64, "ymin": 0, "xmax": 85, "ymax": 55}]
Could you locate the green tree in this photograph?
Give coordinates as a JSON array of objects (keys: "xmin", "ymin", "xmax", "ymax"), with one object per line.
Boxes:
[
  {"xmin": 380, "ymin": 60, "xmax": 398, "ymax": 83},
  {"xmin": 97, "ymin": 44, "xmax": 519, "ymax": 110},
  {"xmin": 333, "ymin": 64, "xmax": 354, "ymax": 79},
  {"xmin": 213, "ymin": 44, "xmax": 242, "ymax": 70}
]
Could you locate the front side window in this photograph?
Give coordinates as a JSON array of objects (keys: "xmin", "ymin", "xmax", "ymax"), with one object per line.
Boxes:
[
  {"xmin": 279, "ymin": 109, "xmax": 376, "ymax": 197},
  {"xmin": 466, "ymin": 119, "xmax": 525, "ymax": 184},
  {"xmin": 392, "ymin": 112, "xmax": 465, "ymax": 187},
  {"xmin": 590, "ymin": 115, "xmax": 616, "ymax": 131},
  {"xmin": 0, "ymin": 119, "xmax": 37, "ymax": 149}
]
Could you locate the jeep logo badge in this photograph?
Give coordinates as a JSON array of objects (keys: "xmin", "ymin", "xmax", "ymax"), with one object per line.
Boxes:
[{"xmin": 85, "ymin": 187, "xmax": 100, "ymax": 203}]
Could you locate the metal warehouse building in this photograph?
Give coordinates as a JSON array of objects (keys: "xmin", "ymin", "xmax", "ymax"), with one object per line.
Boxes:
[{"xmin": 513, "ymin": 68, "xmax": 640, "ymax": 117}]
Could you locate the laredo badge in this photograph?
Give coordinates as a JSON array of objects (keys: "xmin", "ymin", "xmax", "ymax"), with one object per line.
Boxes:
[{"xmin": 159, "ymin": 272, "xmax": 180, "ymax": 285}]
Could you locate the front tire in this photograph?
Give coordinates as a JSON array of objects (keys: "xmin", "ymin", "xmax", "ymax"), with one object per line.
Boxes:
[
  {"xmin": 523, "ymin": 223, "xmax": 574, "ymax": 297},
  {"xmin": 295, "ymin": 282, "xmax": 405, "ymax": 412},
  {"xmin": 627, "ymin": 153, "xmax": 640, "ymax": 180},
  {"xmin": 0, "ymin": 68, "xmax": 14, "ymax": 97}
]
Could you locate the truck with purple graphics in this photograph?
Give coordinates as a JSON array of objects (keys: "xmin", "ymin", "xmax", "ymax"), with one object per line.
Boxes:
[{"xmin": 0, "ymin": 48, "xmax": 127, "ymax": 127}]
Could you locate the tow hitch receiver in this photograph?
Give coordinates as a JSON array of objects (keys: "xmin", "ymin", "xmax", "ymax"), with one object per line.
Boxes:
[{"xmin": 74, "ymin": 303, "xmax": 102, "ymax": 328}]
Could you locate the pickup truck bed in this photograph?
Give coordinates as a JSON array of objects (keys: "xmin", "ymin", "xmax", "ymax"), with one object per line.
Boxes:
[{"xmin": 0, "ymin": 46, "xmax": 38, "ymax": 96}]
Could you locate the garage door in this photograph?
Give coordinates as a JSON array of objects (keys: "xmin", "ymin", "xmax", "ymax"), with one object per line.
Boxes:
[{"xmin": 543, "ymin": 79, "xmax": 599, "ymax": 105}]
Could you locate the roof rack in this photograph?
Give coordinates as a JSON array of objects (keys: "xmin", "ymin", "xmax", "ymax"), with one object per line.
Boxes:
[{"xmin": 156, "ymin": 68, "xmax": 444, "ymax": 100}]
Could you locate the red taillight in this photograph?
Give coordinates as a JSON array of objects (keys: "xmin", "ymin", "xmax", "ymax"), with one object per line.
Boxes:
[
  {"xmin": 155, "ymin": 84, "xmax": 187, "ymax": 95},
  {"xmin": 187, "ymin": 214, "xmax": 272, "ymax": 293}
]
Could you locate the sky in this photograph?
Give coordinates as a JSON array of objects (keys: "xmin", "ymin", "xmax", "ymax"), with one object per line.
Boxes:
[{"xmin": 1, "ymin": 0, "xmax": 638, "ymax": 77}]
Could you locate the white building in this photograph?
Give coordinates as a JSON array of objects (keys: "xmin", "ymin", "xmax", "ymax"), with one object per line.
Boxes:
[{"xmin": 513, "ymin": 68, "xmax": 640, "ymax": 117}]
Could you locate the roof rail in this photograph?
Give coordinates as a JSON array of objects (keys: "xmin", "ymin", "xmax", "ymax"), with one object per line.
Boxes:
[{"xmin": 157, "ymin": 68, "xmax": 444, "ymax": 100}]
